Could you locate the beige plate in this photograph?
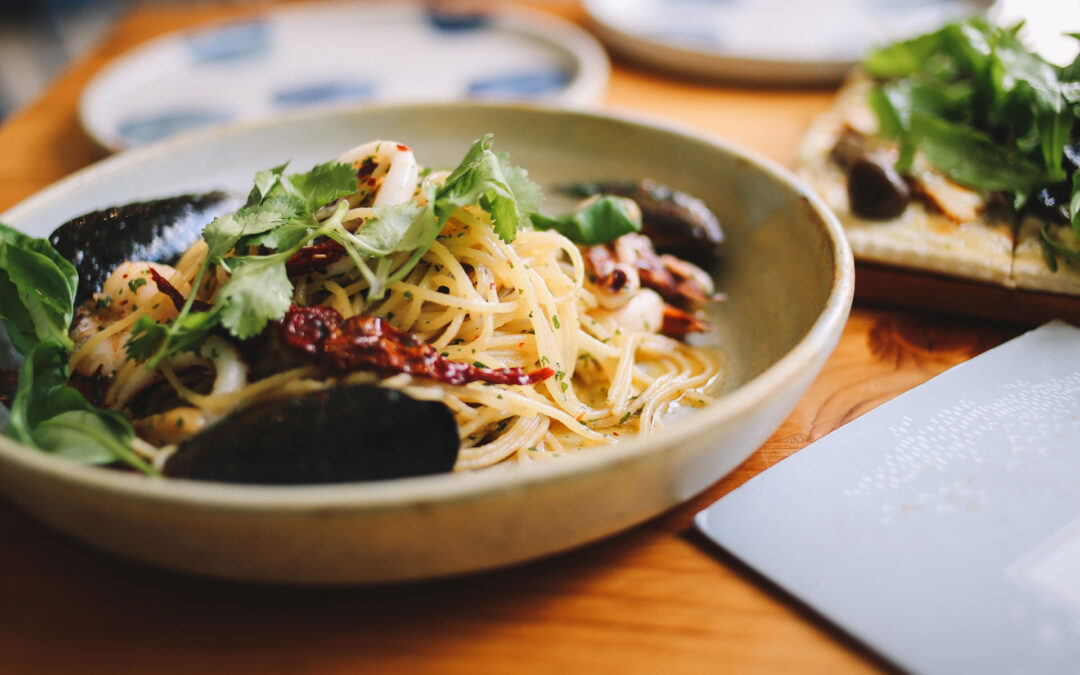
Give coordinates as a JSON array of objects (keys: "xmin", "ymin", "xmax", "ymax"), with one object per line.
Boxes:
[{"xmin": 0, "ymin": 103, "xmax": 853, "ymax": 583}]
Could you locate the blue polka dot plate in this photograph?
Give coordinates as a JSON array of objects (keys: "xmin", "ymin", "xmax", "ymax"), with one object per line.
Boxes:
[{"xmin": 80, "ymin": 2, "xmax": 609, "ymax": 151}]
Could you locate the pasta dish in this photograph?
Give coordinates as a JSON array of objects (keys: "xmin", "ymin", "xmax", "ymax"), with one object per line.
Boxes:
[{"xmin": 0, "ymin": 136, "xmax": 723, "ymax": 483}]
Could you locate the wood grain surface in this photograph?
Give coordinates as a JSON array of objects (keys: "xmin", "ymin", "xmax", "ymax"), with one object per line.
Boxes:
[{"xmin": 0, "ymin": 2, "xmax": 1027, "ymax": 673}]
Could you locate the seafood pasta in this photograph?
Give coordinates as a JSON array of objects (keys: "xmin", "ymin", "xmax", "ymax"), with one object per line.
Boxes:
[{"xmin": 0, "ymin": 137, "xmax": 723, "ymax": 483}]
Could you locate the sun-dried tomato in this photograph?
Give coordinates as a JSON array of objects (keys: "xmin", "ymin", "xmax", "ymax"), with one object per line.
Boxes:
[
  {"xmin": 285, "ymin": 240, "xmax": 347, "ymax": 276},
  {"xmin": 280, "ymin": 304, "xmax": 346, "ymax": 355},
  {"xmin": 279, "ymin": 305, "xmax": 554, "ymax": 386}
]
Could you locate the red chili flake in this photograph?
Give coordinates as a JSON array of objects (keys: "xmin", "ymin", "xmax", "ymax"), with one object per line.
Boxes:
[
  {"xmin": 280, "ymin": 305, "xmax": 554, "ymax": 386},
  {"xmin": 367, "ymin": 178, "xmax": 377, "ymax": 186},
  {"xmin": 122, "ymin": 273, "xmax": 129, "ymax": 279},
  {"xmin": 285, "ymin": 239, "xmax": 346, "ymax": 275},
  {"xmin": 355, "ymin": 160, "xmax": 376, "ymax": 183},
  {"xmin": 396, "ymin": 144, "xmax": 409, "ymax": 152},
  {"xmin": 147, "ymin": 267, "xmax": 212, "ymax": 313}
]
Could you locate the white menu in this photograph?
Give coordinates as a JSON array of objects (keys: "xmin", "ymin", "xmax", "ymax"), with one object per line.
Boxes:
[{"xmin": 697, "ymin": 321, "xmax": 1080, "ymax": 675}]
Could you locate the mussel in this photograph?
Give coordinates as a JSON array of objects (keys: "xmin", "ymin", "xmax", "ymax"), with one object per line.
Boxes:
[
  {"xmin": 163, "ymin": 385, "xmax": 460, "ymax": 484},
  {"xmin": 49, "ymin": 191, "xmax": 240, "ymax": 305},
  {"xmin": 561, "ymin": 179, "xmax": 723, "ymax": 267}
]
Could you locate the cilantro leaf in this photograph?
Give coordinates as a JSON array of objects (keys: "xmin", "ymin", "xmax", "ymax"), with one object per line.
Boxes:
[
  {"xmin": 286, "ymin": 161, "xmax": 360, "ymax": 213},
  {"xmin": 215, "ymin": 255, "xmax": 293, "ymax": 339},
  {"xmin": 203, "ymin": 209, "xmax": 286, "ymax": 264},
  {"xmin": 532, "ymin": 195, "xmax": 643, "ymax": 245},
  {"xmin": 125, "ymin": 310, "xmax": 222, "ymax": 365},
  {"xmin": 434, "ymin": 135, "xmax": 540, "ymax": 243},
  {"xmin": 500, "ymin": 154, "xmax": 543, "ymax": 215},
  {"xmin": 248, "ymin": 162, "xmax": 289, "ymax": 205},
  {"xmin": 131, "ymin": 160, "xmax": 358, "ymax": 364}
]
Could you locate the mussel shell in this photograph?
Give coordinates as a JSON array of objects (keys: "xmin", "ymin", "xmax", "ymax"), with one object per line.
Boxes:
[
  {"xmin": 50, "ymin": 192, "xmax": 240, "ymax": 305},
  {"xmin": 163, "ymin": 385, "xmax": 460, "ymax": 484}
]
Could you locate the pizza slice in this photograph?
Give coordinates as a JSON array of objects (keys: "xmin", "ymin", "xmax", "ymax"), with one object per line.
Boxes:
[{"xmin": 797, "ymin": 73, "xmax": 1016, "ymax": 288}]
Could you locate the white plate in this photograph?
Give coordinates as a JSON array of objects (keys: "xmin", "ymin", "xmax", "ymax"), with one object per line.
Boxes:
[
  {"xmin": 0, "ymin": 103, "xmax": 852, "ymax": 583},
  {"xmin": 79, "ymin": 2, "xmax": 609, "ymax": 151},
  {"xmin": 584, "ymin": 0, "xmax": 989, "ymax": 84}
]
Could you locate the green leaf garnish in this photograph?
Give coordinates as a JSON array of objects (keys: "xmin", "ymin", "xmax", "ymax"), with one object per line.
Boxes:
[
  {"xmin": 127, "ymin": 134, "xmax": 539, "ymax": 363},
  {"xmin": 0, "ymin": 223, "xmax": 77, "ymax": 354},
  {"xmin": 863, "ymin": 17, "xmax": 1080, "ymax": 267},
  {"xmin": 8, "ymin": 340, "xmax": 155, "ymax": 475},
  {"xmin": 128, "ymin": 161, "xmax": 359, "ymax": 365},
  {"xmin": 532, "ymin": 195, "xmax": 643, "ymax": 245},
  {"xmin": 433, "ymin": 135, "xmax": 540, "ymax": 243}
]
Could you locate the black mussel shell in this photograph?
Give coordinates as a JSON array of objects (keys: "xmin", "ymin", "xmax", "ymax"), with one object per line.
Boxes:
[
  {"xmin": 163, "ymin": 385, "xmax": 460, "ymax": 485},
  {"xmin": 50, "ymin": 192, "xmax": 240, "ymax": 306}
]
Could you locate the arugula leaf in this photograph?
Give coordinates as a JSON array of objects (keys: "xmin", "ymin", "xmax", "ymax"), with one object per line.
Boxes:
[
  {"xmin": 865, "ymin": 27, "xmax": 951, "ymax": 79},
  {"xmin": 532, "ymin": 196, "xmax": 643, "ymax": 245},
  {"xmin": 434, "ymin": 135, "xmax": 540, "ymax": 243},
  {"xmin": 863, "ymin": 17, "xmax": 1079, "ymax": 226},
  {"xmin": 909, "ymin": 111, "xmax": 1062, "ymax": 192},
  {"xmin": 0, "ymin": 223, "xmax": 77, "ymax": 354},
  {"xmin": 8, "ymin": 340, "xmax": 155, "ymax": 475}
]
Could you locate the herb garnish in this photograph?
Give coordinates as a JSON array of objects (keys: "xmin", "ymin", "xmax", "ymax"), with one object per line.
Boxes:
[
  {"xmin": 863, "ymin": 18, "xmax": 1080, "ymax": 265},
  {"xmin": 127, "ymin": 135, "xmax": 540, "ymax": 366},
  {"xmin": 532, "ymin": 195, "xmax": 642, "ymax": 245}
]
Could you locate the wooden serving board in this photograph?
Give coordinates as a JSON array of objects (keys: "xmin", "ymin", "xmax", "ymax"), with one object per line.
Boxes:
[{"xmin": 856, "ymin": 261, "xmax": 1080, "ymax": 327}]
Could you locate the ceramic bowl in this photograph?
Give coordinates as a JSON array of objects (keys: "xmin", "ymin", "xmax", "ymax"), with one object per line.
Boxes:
[{"xmin": 0, "ymin": 103, "xmax": 853, "ymax": 583}]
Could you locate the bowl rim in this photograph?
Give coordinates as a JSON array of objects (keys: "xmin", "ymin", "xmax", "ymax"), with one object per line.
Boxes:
[{"xmin": 0, "ymin": 100, "xmax": 853, "ymax": 513}]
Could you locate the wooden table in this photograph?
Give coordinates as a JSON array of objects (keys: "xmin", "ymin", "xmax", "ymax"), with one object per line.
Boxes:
[{"xmin": 0, "ymin": 2, "xmax": 1024, "ymax": 672}]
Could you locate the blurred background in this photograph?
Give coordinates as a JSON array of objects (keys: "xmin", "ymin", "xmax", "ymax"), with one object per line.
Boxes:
[
  {"xmin": 1, "ymin": 0, "xmax": 1075, "ymax": 124},
  {"xmin": 0, "ymin": 0, "xmax": 130, "ymax": 119}
]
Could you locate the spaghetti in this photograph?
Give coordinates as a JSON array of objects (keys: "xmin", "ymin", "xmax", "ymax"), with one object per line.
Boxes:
[{"xmin": 67, "ymin": 139, "xmax": 723, "ymax": 473}]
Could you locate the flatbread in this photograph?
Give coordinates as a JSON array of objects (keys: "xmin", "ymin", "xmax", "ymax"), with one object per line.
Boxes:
[{"xmin": 797, "ymin": 73, "xmax": 1017, "ymax": 288}]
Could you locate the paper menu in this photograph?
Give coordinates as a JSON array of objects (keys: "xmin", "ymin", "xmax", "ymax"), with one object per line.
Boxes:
[{"xmin": 696, "ymin": 321, "xmax": 1080, "ymax": 675}]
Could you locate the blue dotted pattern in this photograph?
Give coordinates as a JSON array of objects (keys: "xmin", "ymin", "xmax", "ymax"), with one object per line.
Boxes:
[
  {"xmin": 186, "ymin": 20, "xmax": 270, "ymax": 63},
  {"xmin": 467, "ymin": 68, "xmax": 572, "ymax": 98},
  {"xmin": 426, "ymin": 9, "xmax": 489, "ymax": 32}
]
